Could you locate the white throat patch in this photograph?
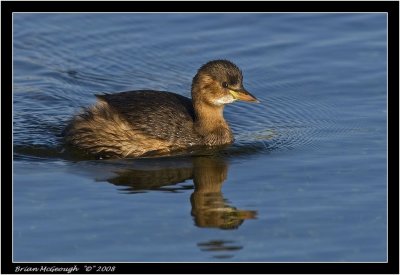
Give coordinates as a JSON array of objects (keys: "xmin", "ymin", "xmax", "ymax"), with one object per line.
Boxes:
[{"xmin": 213, "ymin": 95, "xmax": 236, "ymax": 106}]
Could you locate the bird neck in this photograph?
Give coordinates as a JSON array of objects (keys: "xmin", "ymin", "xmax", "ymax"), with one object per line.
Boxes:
[
  {"xmin": 191, "ymin": 77, "xmax": 233, "ymax": 144},
  {"xmin": 192, "ymin": 79, "xmax": 225, "ymax": 130},
  {"xmin": 193, "ymin": 101, "xmax": 231, "ymax": 137},
  {"xmin": 195, "ymin": 102, "xmax": 224, "ymax": 124}
]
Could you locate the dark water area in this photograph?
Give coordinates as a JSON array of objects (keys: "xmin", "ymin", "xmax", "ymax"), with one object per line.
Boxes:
[{"xmin": 13, "ymin": 13, "xmax": 387, "ymax": 262}]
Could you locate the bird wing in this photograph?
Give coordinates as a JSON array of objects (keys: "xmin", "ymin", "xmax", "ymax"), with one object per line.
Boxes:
[{"xmin": 95, "ymin": 90, "xmax": 198, "ymax": 142}]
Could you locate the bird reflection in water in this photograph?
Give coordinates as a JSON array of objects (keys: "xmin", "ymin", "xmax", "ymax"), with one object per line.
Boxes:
[
  {"xmin": 190, "ymin": 157, "xmax": 256, "ymax": 229},
  {"xmin": 197, "ymin": 240, "xmax": 242, "ymax": 259},
  {"xmin": 105, "ymin": 156, "xmax": 257, "ymax": 229}
]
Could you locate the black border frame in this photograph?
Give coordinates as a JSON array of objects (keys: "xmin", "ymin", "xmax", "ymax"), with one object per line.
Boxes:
[{"xmin": 2, "ymin": 1, "xmax": 399, "ymax": 274}]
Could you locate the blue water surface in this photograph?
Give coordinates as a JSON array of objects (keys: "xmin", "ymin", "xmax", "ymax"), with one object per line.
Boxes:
[{"xmin": 13, "ymin": 13, "xmax": 387, "ymax": 262}]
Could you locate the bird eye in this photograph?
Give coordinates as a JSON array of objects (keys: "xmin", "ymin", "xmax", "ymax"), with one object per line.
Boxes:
[{"xmin": 222, "ymin": 82, "xmax": 228, "ymax": 88}]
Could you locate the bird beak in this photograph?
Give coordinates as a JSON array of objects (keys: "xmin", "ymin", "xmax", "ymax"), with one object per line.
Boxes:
[{"xmin": 229, "ymin": 87, "xmax": 260, "ymax": 103}]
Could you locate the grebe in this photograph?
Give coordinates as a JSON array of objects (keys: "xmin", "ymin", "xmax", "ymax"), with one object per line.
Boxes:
[{"xmin": 63, "ymin": 60, "xmax": 259, "ymax": 158}]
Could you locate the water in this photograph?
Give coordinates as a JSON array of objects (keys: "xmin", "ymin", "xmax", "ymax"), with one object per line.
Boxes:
[{"xmin": 13, "ymin": 13, "xmax": 387, "ymax": 262}]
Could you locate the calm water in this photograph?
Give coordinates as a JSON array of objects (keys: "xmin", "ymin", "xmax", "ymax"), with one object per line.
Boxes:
[{"xmin": 13, "ymin": 13, "xmax": 387, "ymax": 262}]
